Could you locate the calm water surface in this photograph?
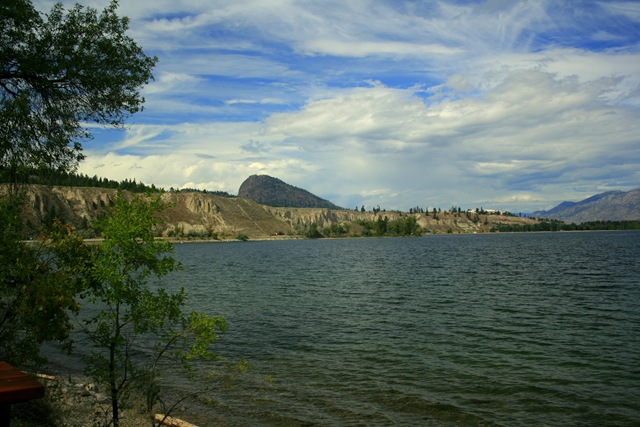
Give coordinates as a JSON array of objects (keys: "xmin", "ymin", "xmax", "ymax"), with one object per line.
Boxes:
[{"xmin": 54, "ymin": 232, "xmax": 640, "ymax": 426}]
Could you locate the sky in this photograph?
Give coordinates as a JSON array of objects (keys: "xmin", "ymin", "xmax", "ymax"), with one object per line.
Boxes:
[{"xmin": 34, "ymin": 0, "xmax": 640, "ymax": 212}]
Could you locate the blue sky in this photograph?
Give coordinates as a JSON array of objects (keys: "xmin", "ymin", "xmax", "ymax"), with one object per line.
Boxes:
[{"xmin": 36, "ymin": 0, "xmax": 640, "ymax": 212}]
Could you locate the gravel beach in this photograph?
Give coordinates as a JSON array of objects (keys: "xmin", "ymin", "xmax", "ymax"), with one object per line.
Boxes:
[{"xmin": 14, "ymin": 371, "xmax": 200, "ymax": 427}]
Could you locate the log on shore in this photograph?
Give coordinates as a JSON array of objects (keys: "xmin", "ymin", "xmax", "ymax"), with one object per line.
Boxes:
[{"xmin": 154, "ymin": 413, "xmax": 199, "ymax": 427}]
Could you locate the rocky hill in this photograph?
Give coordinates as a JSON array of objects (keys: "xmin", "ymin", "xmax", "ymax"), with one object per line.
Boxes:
[
  {"xmin": 533, "ymin": 188, "xmax": 640, "ymax": 223},
  {"xmin": 5, "ymin": 184, "xmax": 540, "ymax": 239},
  {"xmin": 238, "ymin": 175, "xmax": 342, "ymax": 209}
]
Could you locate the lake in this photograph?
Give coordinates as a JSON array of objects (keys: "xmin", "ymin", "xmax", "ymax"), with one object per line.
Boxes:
[{"xmin": 51, "ymin": 231, "xmax": 640, "ymax": 426}]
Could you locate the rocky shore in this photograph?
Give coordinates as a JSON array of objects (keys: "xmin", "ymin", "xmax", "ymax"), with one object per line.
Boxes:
[
  {"xmin": 26, "ymin": 372, "xmax": 149, "ymax": 426},
  {"xmin": 18, "ymin": 372, "xmax": 199, "ymax": 427}
]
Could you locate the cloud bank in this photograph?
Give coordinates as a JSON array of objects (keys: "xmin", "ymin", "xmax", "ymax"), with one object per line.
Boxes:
[{"xmin": 35, "ymin": 0, "xmax": 640, "ymax": 211}]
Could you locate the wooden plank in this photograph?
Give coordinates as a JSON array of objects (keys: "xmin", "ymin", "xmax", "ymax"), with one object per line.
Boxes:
[{"xmin": 0, "ymin": 362, "xmax": 45, "ymax": 405}]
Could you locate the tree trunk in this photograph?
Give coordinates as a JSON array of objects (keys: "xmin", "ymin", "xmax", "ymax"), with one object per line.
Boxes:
[{"xmin": 110, "ymin": 340, "xmax": 120, "ymax": 427}]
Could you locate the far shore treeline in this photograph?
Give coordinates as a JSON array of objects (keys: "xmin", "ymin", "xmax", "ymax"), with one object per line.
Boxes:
[{"xmin": 491, "ymin": 219, "xmax": 640, "ymax": 232}]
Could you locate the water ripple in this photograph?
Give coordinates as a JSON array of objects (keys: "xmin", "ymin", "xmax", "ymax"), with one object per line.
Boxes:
[{"xmin": 49, "ymin": 232, "xmax": 640, "ymax": 426}]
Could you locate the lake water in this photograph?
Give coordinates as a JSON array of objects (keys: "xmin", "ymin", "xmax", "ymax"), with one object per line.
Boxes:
[{"xmin": 51, "ymin": 232, "xmax": 640, "ymax": 426}]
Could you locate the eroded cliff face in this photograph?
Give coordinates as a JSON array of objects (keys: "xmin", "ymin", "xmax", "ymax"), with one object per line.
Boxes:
[
  {"xmin": 9, "ymin": 185, "xmax": 119, "ymax": 235},
  {"xmin": 6, "ymin": 185, "xmax": 299, "ymax": 238},
  {"xmin": 265, "ymin": 207, "xmax": 381, "ymax": 228},
  {"xmin": 5, "ymin": 185, "xmax": 538, "ymax": 238}
]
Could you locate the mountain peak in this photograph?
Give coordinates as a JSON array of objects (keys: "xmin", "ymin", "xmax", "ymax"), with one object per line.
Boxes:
[{"xmin": 238, "ymin": 175, "xmax": 342, "ymax": 209}]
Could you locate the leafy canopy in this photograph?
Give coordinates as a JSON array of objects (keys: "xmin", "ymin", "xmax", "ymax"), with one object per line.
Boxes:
[
  {"xmin": 0, "ymin": 0, "xmax": 157, "ymax": 175},
  {"xmin": 0, "ymin": 194, "xmax": 89, "ymax": 366}
]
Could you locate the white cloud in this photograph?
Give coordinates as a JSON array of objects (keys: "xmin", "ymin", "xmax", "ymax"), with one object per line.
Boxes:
[
  {"xmin": 303, "ymin": 39, "xmax": 462, "ymax": 57},
  {"xmin": 144, "ymin": 72, "xmax": 205, "ymax": 95},
  {"xmin": 226, "ymin": 98, "xmax": 285, "ymax": 106},
  {"xmin": 265, "ymin": 69, "xmax": 638, "ymax": 209},
  {"xmin": 599, "ymin": 1, "xmax": 640, "ymax": 22}
]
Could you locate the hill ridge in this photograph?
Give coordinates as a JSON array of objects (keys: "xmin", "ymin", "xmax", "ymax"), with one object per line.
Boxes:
[{"xmin": 533, "ymin": 188, "xmax": 640, "ymax": 223}]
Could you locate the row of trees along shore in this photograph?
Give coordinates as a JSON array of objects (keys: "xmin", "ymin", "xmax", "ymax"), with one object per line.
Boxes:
[
  {"xmin": 304, "ymin": 215, "xmax": 422, "ymax": 238},
  {"xmin": 491, "ymin": 219, "xmax": 640, "ymax": 232},
  {"xmin": 0, "ymin": 2, "xmax": 240, "ymax": 426}
]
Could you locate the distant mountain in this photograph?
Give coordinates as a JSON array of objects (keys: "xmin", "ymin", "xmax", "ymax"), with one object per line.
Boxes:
[
  {"xmin": 533, "ymin": 188, "xmax": 640, "ymax": 223},
  {"xmin": 238, "ymin": 175, "xmax": 342, "ymax": 209}
]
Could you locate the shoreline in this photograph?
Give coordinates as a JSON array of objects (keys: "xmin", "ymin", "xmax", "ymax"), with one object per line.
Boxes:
[
  {"xmin": 23, "ymin": 227, "xmax": 639, "ymax": 246},
  {"xmin": 26, "ymin": 367, "xmax": 199, "ymax": 427}
]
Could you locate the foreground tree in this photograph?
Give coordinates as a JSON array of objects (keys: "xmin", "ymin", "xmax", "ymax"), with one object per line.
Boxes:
[
  {"xmin": 0, "ymin": 0, "xmax": 157, "ymax": 367},
  {"xmin": 0, "ymin": 0, "xmax": 157, "ymax": 180},
  {"xmin": 0, "ymin": 195, "xmax": 89, "ymax": 366},
  {"xmin": 76, "ymin": 194, "xmax": 226, "ymax": 427}
]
